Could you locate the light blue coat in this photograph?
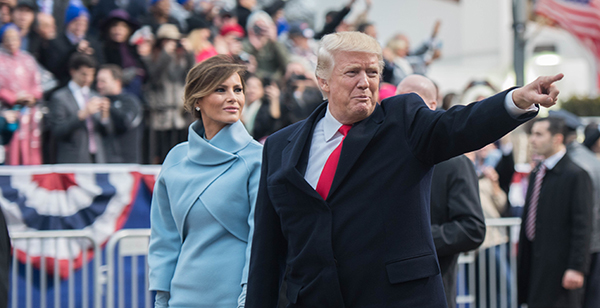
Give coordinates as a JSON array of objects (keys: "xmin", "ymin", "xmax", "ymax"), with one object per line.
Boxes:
[{"xmin": 148, "ymin": 120, "xmax": 262, "ymax": 307}]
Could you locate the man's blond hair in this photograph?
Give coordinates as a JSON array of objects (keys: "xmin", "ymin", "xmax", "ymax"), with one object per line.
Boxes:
[{"xmin": 315, "ymin": 31, "xmax": 384, "ymax": 81}]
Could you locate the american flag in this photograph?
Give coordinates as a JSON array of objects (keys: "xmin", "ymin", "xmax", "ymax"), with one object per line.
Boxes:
[{"xmin": 534, "ymin": 0, "xmax": 600, "ymax": 90}]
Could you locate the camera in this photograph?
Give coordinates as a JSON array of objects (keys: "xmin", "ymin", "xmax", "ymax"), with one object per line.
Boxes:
[{"xmin": 253, "ymin": 24, "xmax": 264, "ymax": 36}]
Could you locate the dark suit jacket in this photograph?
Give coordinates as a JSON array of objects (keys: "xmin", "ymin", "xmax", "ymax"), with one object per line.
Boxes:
[
  {"xmin": 40, "ymin": 34, "xmax": 104, "ymax": 90},
  {"xmin": 246, "ymin": 89, "xmax": 534, "ymax": 308},
  {"xmin": 430, "ymin": 155, "xmax": 485, "ymax": 307},
  {"xmin": 567, "ymin": 142, "xmax": 600, "ymax": 253},
  {"xmin": 105, "ymin": 93, "xmax": 143, "ymax": 163},
  {"xmin": 518, "ymin": 154, "xmax": 593, "ymax": 308},
  {"xmin": 48, "ymin": 86, "xmax": 112, "ymax": 163}
]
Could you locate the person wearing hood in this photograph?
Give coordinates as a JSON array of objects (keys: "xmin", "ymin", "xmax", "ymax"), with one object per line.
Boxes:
[
  {"xmin": 0, "ymin": 23, "xmax": 43, "ymax": 165},
  {"xmin": 100, "ymin": 9, "xmax": 146, "ymax": 99},
  {"xmin": 41, "ymin": 3, "xmax": 104, "ymax": 89}
]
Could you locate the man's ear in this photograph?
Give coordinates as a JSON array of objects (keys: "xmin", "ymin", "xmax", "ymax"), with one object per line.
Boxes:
[
  {"xmin": 429, "ymin": 100, "xmax": 438, "ymax": 110},
  {"xmin": 553, "ymin": 133, "xmax": 565, "ymax": 147},
  {"xmin": 318, "ymin": 77, "xmax": 330, "ymax": 93}
]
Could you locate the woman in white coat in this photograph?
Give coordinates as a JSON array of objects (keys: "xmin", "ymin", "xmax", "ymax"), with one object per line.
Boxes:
[{"xmin": 148, "ymin": 55, "xmax": 262, "ymax": 308}]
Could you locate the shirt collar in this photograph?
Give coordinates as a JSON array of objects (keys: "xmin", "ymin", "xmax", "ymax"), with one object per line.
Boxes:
[
  {"xmin": 323, "ymin": 104, "xmax": 344, "ymax": 142},
  {"xmin": 68, "ymin": 80, "xmax": 89, "ymax": 95},
  {"xmin": 543, "ymin": 148, "xmax": 566, "ymax": 170}
]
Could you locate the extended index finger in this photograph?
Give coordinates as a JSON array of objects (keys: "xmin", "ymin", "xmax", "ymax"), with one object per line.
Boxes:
[{"xmin": 542, "ymin": 73, "xmax": 564, "ymax": 86}]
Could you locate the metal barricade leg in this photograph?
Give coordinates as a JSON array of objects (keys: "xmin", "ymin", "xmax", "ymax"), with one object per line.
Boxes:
[{"xmin": 478, "ymin": 249, "xmax": 487, "ymax": 308}]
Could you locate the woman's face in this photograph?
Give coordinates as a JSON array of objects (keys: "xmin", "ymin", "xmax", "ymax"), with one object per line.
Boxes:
[
  {"xmin": 109, "ymin": 21, "xmax": 131, "ymax": 43},
  {"xmin": 196, "ymin": 73, "xmax": 245, "ymax": 134},
  {"xmin": 2, "ymin": 28, "xmax": 20, "ymax": 54},
  {"xmin": 198, "ymin": 28, "xmax": 211, "ymax": 40},
  {"xmin": 245, "ymin": 76, "xmax": 263, "ymax": 104}
]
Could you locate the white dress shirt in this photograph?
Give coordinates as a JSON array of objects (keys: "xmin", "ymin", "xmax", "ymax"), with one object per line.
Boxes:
[
  {"xmin": 542, "ymin": 148, "xmax": 566, "ymax": 170},
  {"xmin": 304, "ymin": 90, "xmax": 537, "ymax": 189},
  {"xmin": 68, "ymin": 80, "xmax": 90, "ymax": 112}
]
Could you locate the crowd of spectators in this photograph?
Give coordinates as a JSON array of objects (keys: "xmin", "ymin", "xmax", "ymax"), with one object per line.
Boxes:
[
  {"xmin": 0, "ymin": 0, "xmax": 444, "ymax": 165},
  {"xmin": 2, "ymin": 0, "xmax": 600, "ymax": 306}
]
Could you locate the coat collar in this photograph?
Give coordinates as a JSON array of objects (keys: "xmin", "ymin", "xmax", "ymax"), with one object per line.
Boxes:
[
  {"xmin": 187, "ymin": 120, "xmax": 253, "ymax": 166},
  {"xmin": 281, "ymin": 101, "xmax": 385, "ymax": 202}
]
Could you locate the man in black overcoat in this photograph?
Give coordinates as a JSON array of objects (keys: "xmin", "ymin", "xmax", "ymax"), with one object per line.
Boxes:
[{"xmin": 246, "ymin": 31, "xmax": 563, "ymax": 307}]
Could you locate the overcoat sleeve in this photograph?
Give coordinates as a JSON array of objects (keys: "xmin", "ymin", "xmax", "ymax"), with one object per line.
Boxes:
[
  {"xmin": 567, "ymin": 169, "xmax": 593, "ymax": 273},
  {"xmin": 48, "ymin": 92, "xmax": 86, "ymax": 141},
  {"xmin": 431, "ymin": 157, "xmax": 486, "ymax": 256},
  {"xmin": 148, "ymin": 173, "xmax": 182, "ymax": 292},
  {"xmin": 395, "ymin": 89, "xmax": 535, "ymax": 165}
]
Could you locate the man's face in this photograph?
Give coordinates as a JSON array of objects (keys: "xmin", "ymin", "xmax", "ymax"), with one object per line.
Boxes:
[
  {"xmin": 36, "ymin": 13, "xmax": 56, "ymax": 40},
  {"xmin": 364, "ymin": 25, "xmax": 377, "ymax": 39},
  {"xmin": 529, "ymin": 121, "xmax": 559, "ymax": 158},
  {"xmin": 155, "ymin": 0, "xmax": 170, "ymax": 15},
  {"xmin": 0, "ymin": 3, "xmax": 11, "ymax": 24},
  {"xmin": 70, "ymin": 66, "xmax": 95, "ymax": 88},
  {"xmin": 66, "ymin": 15, "xmax": 88, "ymax": 38},
  {"xmin": 96, "ymin": 69, "xmax": 119, "ymax": 96},
  {"xmin": 13, "ymin": 7, "xmax": 34, "ymax": 30},
  {"xmin": 319, "ymin": 51, "xmax": 380, "ymax": 124}
]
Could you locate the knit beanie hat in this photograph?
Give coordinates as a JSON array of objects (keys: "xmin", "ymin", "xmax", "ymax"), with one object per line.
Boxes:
[
  {"xmin": 64, "ymin": 3, "xmax": 89, "ymax": 25},
  {"xmin": 0, "ymin": 23, "xmax": 19, "ymax": 44}
]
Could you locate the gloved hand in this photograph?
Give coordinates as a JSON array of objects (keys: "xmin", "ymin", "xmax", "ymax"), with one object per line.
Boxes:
[
  {"xmin": 154, "ymin": 290, "xmax": 170, "ymax": 308},
  {"xmin": 237, "ymin": 284, "xmax": 247, "ymax": 308}
]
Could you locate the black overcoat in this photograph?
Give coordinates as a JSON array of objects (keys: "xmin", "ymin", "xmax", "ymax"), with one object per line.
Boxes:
[
  {"xmin": 518, "ymin": 154, "xmax": 593, "ymax": 308},
  {"xmin": 247, "ymin": 90, "xmax": 534, "ymax": 307}
]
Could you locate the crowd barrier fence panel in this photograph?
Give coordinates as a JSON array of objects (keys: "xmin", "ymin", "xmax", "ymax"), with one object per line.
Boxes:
[
  {"xmin": 456, "ymin": 217, "xmax": 521, "ymax": 308},
  {"xmin": 9, "ymin": 230, "xmax": 102, "ymax": 308},
  {"xmin": 104, "ymin": 228, "xmax": 152, "ymax": 308},
  {"xmin": 9, "ymin": 218, "xmax": 523, "ymax": 308}
]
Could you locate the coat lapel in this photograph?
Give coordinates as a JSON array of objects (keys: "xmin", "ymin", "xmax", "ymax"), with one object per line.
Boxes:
[
  {"xmin": 65, "ymin": 88, "xmax": 81, "ymax": 112},
  {"xmin": 281, "ymin": 103, "xmax": 326, "ymax": 200},
  {"xmin": 328, "ymin": 103, "xmax": 384, "ymax": 198}
]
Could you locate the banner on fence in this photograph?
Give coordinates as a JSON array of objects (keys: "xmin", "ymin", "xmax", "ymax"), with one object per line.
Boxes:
[{"xmin": 0, "ymin": 164, "xmax": 159, "ymax": 278}]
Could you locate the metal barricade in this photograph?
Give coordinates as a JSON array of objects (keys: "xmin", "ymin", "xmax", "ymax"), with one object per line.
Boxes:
[
  {"xmin": 105, "ymin": 229, "xmax": 152, "ymax": 308},
  {"xmin": 9, "ymin": 230, "xmax": 102, "ymax": 308},
  {"xmin": 456, "ymin": 217, "xmax": 522, "ymax": 308}
]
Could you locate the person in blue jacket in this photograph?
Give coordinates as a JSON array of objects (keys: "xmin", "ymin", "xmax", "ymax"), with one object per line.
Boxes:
[{"xmin": 148, "ymin": 55, "xmax": 262, "ymax": 308}]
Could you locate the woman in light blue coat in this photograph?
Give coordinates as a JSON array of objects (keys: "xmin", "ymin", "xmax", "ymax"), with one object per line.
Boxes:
[{"xmin": 148, "ymin": 55, "xmax": 262, "ymax": 308}]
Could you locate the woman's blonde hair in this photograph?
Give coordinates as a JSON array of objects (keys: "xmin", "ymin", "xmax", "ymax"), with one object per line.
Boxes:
[
  {"xmin": 183, "ymin": 55, "xmax": 248, "ymax": 118},
  {"xmin": 315, "ymin": 31, "xmax": 384, "ymax": 81},
  {"xmin": 186, "ymin": 28, "xmax": 211, "ymax": 55}
]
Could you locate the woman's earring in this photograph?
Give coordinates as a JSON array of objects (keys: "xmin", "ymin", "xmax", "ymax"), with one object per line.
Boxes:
[{"xmin": 195, "ymin": 106, "xmax": 200, "ymax": 111}]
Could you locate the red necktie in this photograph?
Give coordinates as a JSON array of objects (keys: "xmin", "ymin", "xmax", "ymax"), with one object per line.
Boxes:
[
  {"xmin": 525, "ymin": 163, "xmax": 547, "ymax": 241},
  {"xmin": 316, "ymin": 124, "xmax": 352, "ymax": 199}
]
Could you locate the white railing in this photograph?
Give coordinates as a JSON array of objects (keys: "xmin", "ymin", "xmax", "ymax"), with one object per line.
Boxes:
[
  {"xmin": 457, "ymin": 217, "xmax": 521, "ymax": 308},
  {"xmin": 105, "ymin": 229, "xmax": 152, "ymax": 308},
  {"xmin": 8, "ymin": 218, "xmax": 523, "ymax": 308},
  {"xmin": 9, "ymin": 230, "xmax": 102, "ymax": 308}
]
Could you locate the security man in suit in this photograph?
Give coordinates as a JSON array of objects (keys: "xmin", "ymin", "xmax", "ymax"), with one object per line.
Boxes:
[
  {"xmin": 551, "ymin": 110, "xmax": 600, "ymax": 308},
  {"xmin": 518, "ymin": 117, "xmax": 593, "ymax": 308},
  {"xmin": 246, "ymin": 31, "xmax": 562, "ymax": 307}
]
